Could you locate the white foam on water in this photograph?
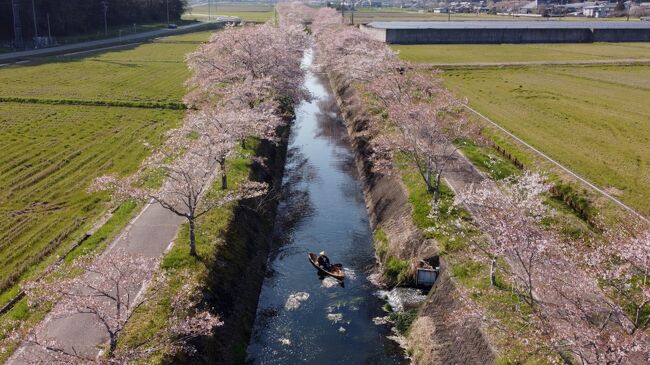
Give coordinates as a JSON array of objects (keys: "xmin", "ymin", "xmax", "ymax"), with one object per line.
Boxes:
[
  {"xmin": 372, "ymin": 316, "xmax": 390, "ymax": 326},
  {"xmin": 375, "ymin": 287, "xmax": 427, "ymax": 312},
  {"xmin": 343, "ymin": 267, "xmax": 357, "ymax": 280},
  {"xmin": 327, "ymin": 313, "xmax": 343, "ymax": 323},
  {"xmin": 278, "ymin": 337, "xmax": 291, "ymax": 346},
  {"xmin": 285, "ymin": 292, "xmax": 310, "ymax": 310},
  {"xmin": 338, "ymin": 326, "xmax": 346, "ymax": 333},
  {"xmin": 321, "ymin": 277, "xmax": 339, "ymax": 288}
]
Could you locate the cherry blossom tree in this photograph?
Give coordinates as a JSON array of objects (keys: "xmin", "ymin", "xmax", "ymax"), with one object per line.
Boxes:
[
  {"xmin": 542, "ymin": 262, "xmax": 650, "ymax": 365},
  {"xmin": 19, "ymin": 253, "xmax": 222, "ymax": 364},
  {"xmin": 276, "ymin": 2, "xmax": 317, "ymax": 26},
  {"xmin": 91, "ymin": 138, "xmax": 267, "ymax": 257},
  {"xmin": 590, "ymin": 225, "xmax": 650, "ymax": 331},
  {"xmin": 454, "ymin": 173, "xmax": 551, "ymax": 305},
  {"xmin": 312, "ymin": 18, "xmax": 397, "ymax": 82},
  {"xmin": 185, "ymin": 22, "xmax": 310, "ymax": 110},
  {"xmin": 369, "ymin": 70, "xmax": 477, "ymax": 203}
]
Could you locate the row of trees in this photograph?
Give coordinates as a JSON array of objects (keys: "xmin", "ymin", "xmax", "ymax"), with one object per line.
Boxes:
[
  {"xmin": 456, "ymin": 175, "xmax": 650, "ymax": 364},
  {"xmin": 313, "ymin": 8, "xmax": 479, "ymax": 205},
  {"xmin": 8, "ymin": 12, "xmax": 311, "ymax": 364},
  {"xmin": 1, "ymin": 0, "xmax": 186, "ymax": 45},
  {"xmin": 310, "ymin": 5, "xmax": 650, "ymax": 364}
]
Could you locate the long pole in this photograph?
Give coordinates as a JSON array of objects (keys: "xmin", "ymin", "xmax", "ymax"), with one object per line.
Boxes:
[
  {"xmin": 101, "ymin": 1, "xmax": 109, "ymax": 36},
  {"xmin": 11, "ymin": 0, "xmax": 23, "ymax": 49},
  {"xmin": 32, "ymin": 0, "xmax": 38, "ymax": 38},
  {"xmin": 47, "ymin": 13, "xmax": 51, "ymax": 39}
]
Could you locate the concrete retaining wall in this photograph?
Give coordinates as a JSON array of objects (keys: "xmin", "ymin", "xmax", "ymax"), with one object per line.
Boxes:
[{"xmin": 362, "ymin": 25, "xmax": 650, "ymax": 44}]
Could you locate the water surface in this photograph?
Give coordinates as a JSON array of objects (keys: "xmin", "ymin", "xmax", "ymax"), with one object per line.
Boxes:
[{"xmin": 246, "ymin": 52, "xmax": 406, "ymax": 364}]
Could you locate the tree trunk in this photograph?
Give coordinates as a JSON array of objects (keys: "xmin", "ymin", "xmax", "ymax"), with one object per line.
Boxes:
[
  {"xmin": 490, "ymin": 257, "xmax": 497, "ymax": 286},
  {"xmin": 220, "ymin": 160, "xmax": 228, "ymax": 190},
  {"xmin": 108, "ymin": 334, "xmax": 117, "ymax": 359},
  {"xmin": 425, "ymin": 166, "xmax": 433, "ymax": 193},
  {"xmin": 189, "ymin": 218, "xmax": 197, "ymax": 257},
  {"xmin": 433, "ymin": 172, "xmax": 442, "ymax": 203}
]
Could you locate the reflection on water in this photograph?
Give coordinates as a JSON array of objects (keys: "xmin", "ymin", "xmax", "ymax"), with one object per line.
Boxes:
[{"xmin": 246, "ymin": 50, "xmax": 406, "ymax": 364}]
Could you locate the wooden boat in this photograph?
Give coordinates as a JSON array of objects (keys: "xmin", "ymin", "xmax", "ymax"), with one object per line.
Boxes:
[{"xmin": 308, "ymin": 253, "xmax": 345, "ymax": 281}]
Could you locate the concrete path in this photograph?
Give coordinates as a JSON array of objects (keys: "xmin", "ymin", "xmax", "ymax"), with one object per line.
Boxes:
[
  {"xmin": 0, "ymin": 18, "xmax": 235, "ymax": 63},
  {"xmin": 7, "ymin": 202, "xmax": 184, "ymax": 364}
]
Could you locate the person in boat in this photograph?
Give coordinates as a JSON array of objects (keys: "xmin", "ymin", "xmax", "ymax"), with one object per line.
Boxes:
[{"xmin": 317, "ymin": 251, "xmax": 331, "ymax": 270}]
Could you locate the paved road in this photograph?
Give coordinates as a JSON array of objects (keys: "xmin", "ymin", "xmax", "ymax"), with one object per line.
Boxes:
[
  {"xmin": 0, "ymin": 18, "xmax": 236, "ymax": 63},
  {"xmin": 7, "ymin": 202, "xmax": 184, "ymax": 364}
]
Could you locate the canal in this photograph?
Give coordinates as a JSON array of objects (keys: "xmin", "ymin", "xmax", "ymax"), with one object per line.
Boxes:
[{"xmin": 246, "ymin": 51, "xmax": 406, "ymax": 364}]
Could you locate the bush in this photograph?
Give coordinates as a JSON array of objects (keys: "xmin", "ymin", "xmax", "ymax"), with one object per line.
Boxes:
[
  {"xmin": 390, "ymin": 309, "xmax": 418, "ymax": 336},
  {"xmin": 385, "ymin": 256, "xmax": 410, "ymax": 284}
]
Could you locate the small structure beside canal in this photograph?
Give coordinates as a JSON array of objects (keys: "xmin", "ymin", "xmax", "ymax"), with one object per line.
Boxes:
[{"xmin": 360, "ymin": 21, "xmax": 650, "ymax": 44}]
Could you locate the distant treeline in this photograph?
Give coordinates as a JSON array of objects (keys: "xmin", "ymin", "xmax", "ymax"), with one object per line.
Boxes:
[{"xmin": 1, "ymin": 0, "xmax": 187, "ymax": 43}]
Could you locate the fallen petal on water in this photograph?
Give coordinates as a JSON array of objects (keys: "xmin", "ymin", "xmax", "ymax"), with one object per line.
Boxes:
[
  {"xmin": 285, "ymin": 292, "xmax": 310, "ymax": 310},
  {"xmin": 327, "ymin": 313, "xmax": 343, "ymax": 323}
]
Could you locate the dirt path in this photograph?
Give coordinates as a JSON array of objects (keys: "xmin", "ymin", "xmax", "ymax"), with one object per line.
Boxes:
[{"xmin": 7, "ymin": 202, "xmax": 184, "ymax": 364}]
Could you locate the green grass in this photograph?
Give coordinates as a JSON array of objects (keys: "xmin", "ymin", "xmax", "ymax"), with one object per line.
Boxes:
[
  {"xmin": 0, "ymin": 30, "xmax": 214, "ymax": 297},
  {"xmin": 117, "ymin": 144, "xmax": 257, "ymax": 362},
  {"xmin": 394, "ymin": 42, "xmax": 650, "ymax": 64},
  {"xmin": 0, "ymin": 103, "xmax": 181, "ymax": 293},
  {"xmin": 0, "ymin": 32, "xmax": 213, "ymax": 103},
  {"xmin": 55, "ymin": 20, "xmax": 199, "ymax": 45},
  {"xmin": 394, "ymin": 156, "xmax": 550, "ymax": 362},
  {"xmin": 0, "ymin": 200, "xmax": 140, "ymax": 362},
  {"xmin": 389, "ymin": 309, "xmax": 418, "ymax": 336},
  {"xmin": 184, "ymin": 4, "xmax": 275, "ymax": 23},
  {"xmin": 441, "ymin": 65, "xmax": 650, "ymax": 215},
  {"xmin": 456, "ymin": 138, "xmax": 520, "ymax": 181},
  {"xmin": 374, "ymin": 228, "xmax": 390, "ymax": 261}
]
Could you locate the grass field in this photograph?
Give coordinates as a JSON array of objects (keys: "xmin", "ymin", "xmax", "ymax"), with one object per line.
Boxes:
[
  {"xmin": 184, "ymin": 4, "xmax": 274, "ymax": 22},
  {"xmin": 395, "ymin": 43, "xmax": 650, "ymax": 216},
  {"xmin": 394, "ymin": 42, "xmax": 650, "ymax": 64},
  {"xmin": 0, "ymin": 31, "xmax": 213, "ymax": 296},
  {"xmin": 0, "ymin": 34, "xmax": 212, "ymax": 103},
  {"xmin": 441, "ymin": 65, "xmax": 650, "ymax": 215}
]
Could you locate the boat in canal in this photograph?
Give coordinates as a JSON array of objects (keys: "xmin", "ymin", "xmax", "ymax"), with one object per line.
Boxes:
[{"xmin": 308, "ymin": 253, "xmax": 345, "ymax": 281}]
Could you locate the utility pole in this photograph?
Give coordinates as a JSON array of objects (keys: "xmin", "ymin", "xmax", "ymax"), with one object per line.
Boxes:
[
  {"xmin": 47, "ymin": 13, "xmax": 51, "ymax": 39},
  {"xmin": 101, "ymin": 1, "xmax": 109, "ymax": 36},
  {"xmin": 32, "ymin": 0, "xmax": 38, "ymax": 38},
  {"xmin": 11, "ymin": 0, "xmax": 24, "ymax": 49}
]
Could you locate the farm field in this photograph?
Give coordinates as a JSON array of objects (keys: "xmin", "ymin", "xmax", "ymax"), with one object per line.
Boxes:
[
  {"xmin": 0, "ymin": 33, "xmax": 214, "ymax": 103},
  {"xmin": 439, "ymin": 64, "xmax": 650, "ymax": 215},
  {"xmin": 394, "ymin": 42, "xmax": 650, "ymax": 64},
  {"xmin": 0, "ymin": 31, "xmax": 213, "ymax": 297},
  {"xmin": 184, "ymin": 4, "xmax": 274, "ymax": 22}
]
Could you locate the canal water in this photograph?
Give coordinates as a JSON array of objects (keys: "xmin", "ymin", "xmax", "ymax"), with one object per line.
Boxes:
[{"xmin": 246, "ymin": 51, "xmax": 406, "ymax": 364}]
